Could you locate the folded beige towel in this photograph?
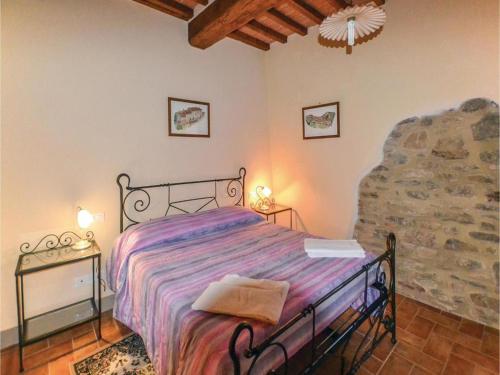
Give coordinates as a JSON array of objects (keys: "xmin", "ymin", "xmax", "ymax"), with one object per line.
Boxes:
[{"xmin": 192, "ymin": 274, "xmax": 290, "ymax": 324}]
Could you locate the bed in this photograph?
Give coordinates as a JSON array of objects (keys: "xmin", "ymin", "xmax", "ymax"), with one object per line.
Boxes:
[{"xmin": 108, "ymin": 168, "xmax": 396, "ymax": 375}]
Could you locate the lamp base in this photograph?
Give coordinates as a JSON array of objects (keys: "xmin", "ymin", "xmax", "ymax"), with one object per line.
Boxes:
[{"xmin": 72, "ymin": 239, "xmax": 91, "ymax": 250}]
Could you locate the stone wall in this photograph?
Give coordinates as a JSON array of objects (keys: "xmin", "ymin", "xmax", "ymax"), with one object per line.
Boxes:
[{"xmin": 354, "ymin": 98, "xmax": 499, "ymax": 327}]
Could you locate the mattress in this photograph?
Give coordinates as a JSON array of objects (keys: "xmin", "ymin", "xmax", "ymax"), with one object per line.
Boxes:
[{"xmin": 107, "ymin": 206, "xmax": 378, "ymax": 375}]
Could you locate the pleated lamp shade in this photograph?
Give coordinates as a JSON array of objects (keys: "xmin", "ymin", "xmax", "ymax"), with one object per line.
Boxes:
[{"xmin": 319, "ymin": 4, "xmax": 386, "ymax": 47}]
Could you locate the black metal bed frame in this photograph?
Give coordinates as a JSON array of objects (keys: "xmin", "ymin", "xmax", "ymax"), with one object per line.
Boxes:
[
  {"xmin": 229, "ymin": 235, "xmax": 396, "ymax": 375},
  {"xmin": 117, "ymin": 167, "xmax": 246, "ymax": 232},
  {"xmin": 116, "ymin": 167, "xmax": 396, "ymax": 375}
]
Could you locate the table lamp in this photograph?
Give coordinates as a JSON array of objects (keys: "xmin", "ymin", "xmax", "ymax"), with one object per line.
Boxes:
[
  {"xmin": 72, "ymin": 207, "xmax": 94, "ymax": 250},
  {"xmin": 251, "ymin": 186, "xmax": 275, "ymax": 211}
]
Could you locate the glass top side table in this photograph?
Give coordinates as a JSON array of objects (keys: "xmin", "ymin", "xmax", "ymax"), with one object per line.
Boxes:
[
  {"xmin": 15, "ymin": 231, "xmax": 102, "ymax": 372},
  {"xmin": 253, "ymin": 204, "xmax": 293, "ymax": 228}
]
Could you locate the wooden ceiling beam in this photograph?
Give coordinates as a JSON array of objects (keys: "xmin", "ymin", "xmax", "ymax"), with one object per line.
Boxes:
[
  {"xmin": 133, "ymin": 0, "xmax": 193, "ymax": 20},
  {"xmin": 188, "ymin": 0, "xmax": 282, "ymax": 49},
  {"xmin": 191, "ymin": 0, "xmax": 209, "ymax": 5},
  {"xmin": 325, "ymin": 0, "xmax": 385, "ymax": 9},
  {"xmin": 287, "ymin": 0, "xmax": 325, "ymax": 24},
  {"xmin": 228, "ymin": 30, "xmax": 270, "ymax": 50},
  {"xmin": 324, "ymin": 0, "xmax": 349, "ymax": 11},
  {"xmin": 246, "ymin": 20, "xmax": 287, "ymax": 44},
  {"xmin": 266, "ymin": 8, "xmax": 307, "ymax": 36}
]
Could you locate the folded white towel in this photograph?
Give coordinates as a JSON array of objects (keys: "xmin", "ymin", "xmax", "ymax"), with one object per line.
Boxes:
[
  {"xmin": 304, "ymin": 239, "xmax": 364, "ymax": 251},
  {"xmin": 306, "ymin": 250, "xmax": 365, "ymax": 258},
  {"xmin": 192, "ymin": 274, "xmax": 289, "ymax": 324},
  {"xmin": 304, "ymin": 239, "xmax": 366, "ymax": 258}
]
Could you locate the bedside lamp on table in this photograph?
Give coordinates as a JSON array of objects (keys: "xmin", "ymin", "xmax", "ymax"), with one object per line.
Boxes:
[
  {"xmin": 72, "ymin": 207, "xmax": 94, "ymax": 250},
  {"xmin": 251, "ymin": 186, "xmax": 275, "ymax": 211}
]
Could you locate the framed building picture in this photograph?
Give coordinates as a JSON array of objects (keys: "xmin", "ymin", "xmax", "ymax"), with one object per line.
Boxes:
[
  {"xmin": 302, "ymin": 102, "xmax": 340, "ymax": 139},
  {"xmin": 168, "ymin": 97, "xmax": 210, "ymax": 137}
]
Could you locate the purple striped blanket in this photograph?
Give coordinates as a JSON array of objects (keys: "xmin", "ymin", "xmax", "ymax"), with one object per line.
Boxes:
[{"xmin": 107, "ymin": 206, "xmax": 377, "ymax": 375}]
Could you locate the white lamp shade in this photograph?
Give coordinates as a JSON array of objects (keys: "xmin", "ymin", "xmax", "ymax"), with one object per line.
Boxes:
[
  {"xmin": 319, "ymin": 5, "xmax": 386, "ymax": 45},
  {"xmin": 77, "ymin": 209, "xmax": 94, "ymax": 229},
  {"xmin": 262, "ymin": 187, "xmax": 272, "ymax": 198}
]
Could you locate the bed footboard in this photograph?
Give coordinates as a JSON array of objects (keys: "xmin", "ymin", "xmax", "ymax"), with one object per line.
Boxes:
[{"xmin": 229, "ymin": 233, "xmax": 396, "ymax": 375}]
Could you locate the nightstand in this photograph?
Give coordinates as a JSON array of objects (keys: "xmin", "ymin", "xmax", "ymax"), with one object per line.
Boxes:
[
  {"xmin": 15, "ymin": 232, "xmax": 102, "ymax": 372},
  {"xmin": 253, "ymin": 204, "xmax": 293, "ymax": 228}
]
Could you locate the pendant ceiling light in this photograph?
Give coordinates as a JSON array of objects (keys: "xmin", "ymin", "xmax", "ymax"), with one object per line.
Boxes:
[{"xmin": 319, "ymin": 4, "xmax": 386, "ymax": 48}]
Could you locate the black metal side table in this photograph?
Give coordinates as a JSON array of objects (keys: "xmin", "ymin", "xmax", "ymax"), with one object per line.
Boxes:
[
  {"xmin": 253, "ymin": 204, "xmax": 293, "ymax": 228},
  {"xmin": 15, "ymin": 232, "xmax": 102, "ymax": 372}
]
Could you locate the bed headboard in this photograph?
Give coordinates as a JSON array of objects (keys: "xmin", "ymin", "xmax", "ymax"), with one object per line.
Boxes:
[{"xmin": 116, "ymin": 168, "xmax": 246, "ymax": 232}]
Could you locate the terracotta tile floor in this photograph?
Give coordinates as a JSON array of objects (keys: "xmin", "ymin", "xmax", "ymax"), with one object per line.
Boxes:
[{"xmin": 1, "ymin": 295, "xmax": 498, "ymax": 374}]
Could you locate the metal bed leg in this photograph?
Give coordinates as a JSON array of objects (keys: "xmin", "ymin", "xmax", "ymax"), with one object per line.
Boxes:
[{"xmin": 389, "ymin": 234, "xmax": 397, "ymax": 344}]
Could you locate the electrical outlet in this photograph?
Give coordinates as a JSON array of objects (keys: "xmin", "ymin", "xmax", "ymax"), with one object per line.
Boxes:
[
  {"xmin": 74, "ymin": 274, "xmax": 93, "ymax": 288},
  {"xmin": 94, "ymin": 212, "xmax": 105, "ymax": 222}
]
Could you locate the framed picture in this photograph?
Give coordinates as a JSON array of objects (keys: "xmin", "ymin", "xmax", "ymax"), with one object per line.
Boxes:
[
  {"xmin": 302, "ymin": 102, "xmax": 340, "ymax": 139},
  {"xmin": 168, "ymin": 97, "xmax": 210, "ymax": 137}
]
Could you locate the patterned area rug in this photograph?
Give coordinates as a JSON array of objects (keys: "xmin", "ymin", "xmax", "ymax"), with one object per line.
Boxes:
[{"xmin": 72, "ymin": 334, "xmax": 155, "ymax": 375}]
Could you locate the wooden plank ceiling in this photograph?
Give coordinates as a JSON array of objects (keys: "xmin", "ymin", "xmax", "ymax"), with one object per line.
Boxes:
[{"xmin": 133, "ymin": 0, "xmax": 385, "ymax": 51}]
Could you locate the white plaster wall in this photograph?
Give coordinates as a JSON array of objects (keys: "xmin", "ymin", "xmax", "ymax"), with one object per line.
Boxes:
[
  {"xmin": 264, "ymin": 0, "xmax": 499, "ymax": 238},
  {"xmin": 1, "ymin": 0, "xmax": 271, "ymax": 331}
]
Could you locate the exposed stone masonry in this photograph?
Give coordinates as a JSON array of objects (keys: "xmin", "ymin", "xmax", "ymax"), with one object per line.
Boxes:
[{"xmin": 354, "ymin": 98, "xmax": 499, "ymax": 327}]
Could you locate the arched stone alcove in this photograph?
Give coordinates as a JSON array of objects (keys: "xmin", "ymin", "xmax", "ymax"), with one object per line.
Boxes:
[{"xmin": 354, "ymin": 98, "xmax": 499, "ymax": 327}]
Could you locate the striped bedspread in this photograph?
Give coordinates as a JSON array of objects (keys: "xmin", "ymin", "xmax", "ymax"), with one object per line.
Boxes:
[{"xmin": 107, "ymin": 206, "xmax": 377, "ymax": 375}]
